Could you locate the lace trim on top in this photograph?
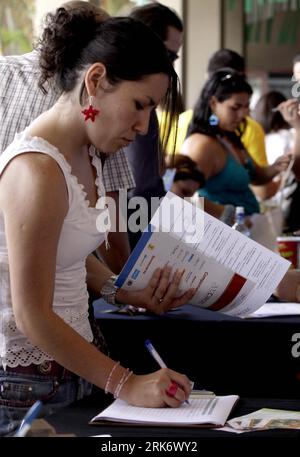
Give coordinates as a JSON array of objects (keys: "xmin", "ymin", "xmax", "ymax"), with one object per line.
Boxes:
[
  {"xmin": 0, "ymin": 131, "xmax": 108, "ymax": 367},
  {"xmin": 6, "ymin": 131, "xmax": 110, "ymax": 242},
  {"xmin": 20, "ymin": 132, "xmax": 106, "ymax": 210}
]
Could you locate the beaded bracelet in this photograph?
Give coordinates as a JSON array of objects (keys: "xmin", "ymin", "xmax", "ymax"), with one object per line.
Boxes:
[
  {"xmin": 114, "ymin": 368, "xmax": 133, "ymax": 399},
  {"xmin": 104, "ymin": 361, "xmax": 120, "ymax": 394}
]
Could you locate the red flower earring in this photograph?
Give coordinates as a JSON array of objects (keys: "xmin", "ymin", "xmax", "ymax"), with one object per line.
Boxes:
[{"xmin": 81, "ymin": 95, "xmax": 99, "ymax": 122}]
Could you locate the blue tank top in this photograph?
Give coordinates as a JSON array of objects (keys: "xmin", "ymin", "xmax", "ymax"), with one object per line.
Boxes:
[{"xmin": 198, "ymin": 138, "xmax": 260, "ymax": 215}]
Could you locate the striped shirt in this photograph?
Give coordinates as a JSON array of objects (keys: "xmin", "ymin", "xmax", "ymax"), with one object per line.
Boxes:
[{"xmin": 0, "ymin": 51, "xmax": 135, "ymax": 192}]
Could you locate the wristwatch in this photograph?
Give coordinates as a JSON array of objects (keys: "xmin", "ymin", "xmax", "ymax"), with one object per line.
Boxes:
[{"xmin": 100, "ymin": 274, "xmax": 121, "ymax": 306}]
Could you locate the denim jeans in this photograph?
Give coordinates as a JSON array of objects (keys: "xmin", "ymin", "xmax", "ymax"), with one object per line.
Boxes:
[{"xmin": 0, "ymin": 369, "xmax": 92, "ymax": 436}]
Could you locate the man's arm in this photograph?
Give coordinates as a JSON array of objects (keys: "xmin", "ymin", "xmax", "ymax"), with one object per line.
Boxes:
[
  {"xmin": 100, "ymin": 147, "xmax": 135, "ymax": 273},
  {"xmin": 97, "ymin": 190, "xmax": 130, "ymax": 274}
]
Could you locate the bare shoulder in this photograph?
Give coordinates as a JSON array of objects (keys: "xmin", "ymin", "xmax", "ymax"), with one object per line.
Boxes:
[
  {"xmin": 180, "ymin": 134, "xmax": 223, "ymax": 178},
  {"xmin": 181, "ymin": 133, "xmax": 222, "ymax": 156},
  {"xmin": 0, "ymin": 152, "xmax": 68, "ymax": 214}
]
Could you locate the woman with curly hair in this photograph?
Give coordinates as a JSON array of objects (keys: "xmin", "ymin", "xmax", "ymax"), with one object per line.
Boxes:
[{"xmin": 0, "ymin": 6, "xmax": 194, "ymax": 435}]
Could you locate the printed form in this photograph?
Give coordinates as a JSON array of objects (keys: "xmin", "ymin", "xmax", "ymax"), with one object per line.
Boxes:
[{"xmin": 116, "ymin": 192, "xmax": 290, "ymax": 317}]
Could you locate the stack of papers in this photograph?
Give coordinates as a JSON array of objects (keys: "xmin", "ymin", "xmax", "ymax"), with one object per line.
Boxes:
[{"xmin": 227, "ymin": 408, "xmax": 300, "ymax": 431}]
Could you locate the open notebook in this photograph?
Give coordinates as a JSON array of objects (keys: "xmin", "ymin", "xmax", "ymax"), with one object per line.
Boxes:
[{"xmin": 89, "ymin": 395, "xmax": 239, "ymax": 428}]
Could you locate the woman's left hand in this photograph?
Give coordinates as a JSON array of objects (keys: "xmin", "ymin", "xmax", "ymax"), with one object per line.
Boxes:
[{"xmin": 116, "ymin": 266, "xmax": 196, "ymax": 314}]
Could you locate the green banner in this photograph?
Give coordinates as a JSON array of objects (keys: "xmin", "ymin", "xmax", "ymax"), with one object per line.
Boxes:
[
  {"xmin": 265, "ymin": 17, "xmax": 273, "ymax": 43},
  {"xmin": 244, "ymin": 0, "xmax": 253, "ymax": 14},
  {"xmin": 289, "ymin": 10, "xmax": 300, "ymax": 45},
  {"xmin": 226, "ymin": 0, "xmax": 236, "ymax": 11},
  {"xmin": 244, "ymin": 0, "xmax": 300, "ymax": 45},
  {"xmin": 254, "ymin": 20, "xmax": 262, "ymax": 42},
  {"xmin": 245, "ymin": 23, "xmax": 255, "ymax": 42},
  {"xmin": 244, "ymin": 0, "xmax": 292, "ymax": 14},
  {"xmin": 277, "ymin": 10, "xmax": 293, "ymax": 44}
]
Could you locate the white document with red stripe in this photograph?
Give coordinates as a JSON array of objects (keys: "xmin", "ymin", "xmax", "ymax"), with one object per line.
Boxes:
[{"xmin": 116, "ymin": 192, "xmax": 290, "ymax": 317}]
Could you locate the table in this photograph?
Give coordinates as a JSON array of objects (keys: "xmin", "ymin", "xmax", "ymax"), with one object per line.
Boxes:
[
  {"xmin": 46, "ymin": 393, "xmax": 300, "ymax": 438},
  {"xmin": 17, "ymin": 301, "xmax": 300, "ymax": 451},
  {"xmin": 94, "ymin": 300, "xmax": 300, "ymax": 398}
]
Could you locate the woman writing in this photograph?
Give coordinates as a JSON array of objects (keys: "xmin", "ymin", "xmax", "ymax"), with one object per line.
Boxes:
[
  {"xmin": 0, "ymin": 8, "xmax": 194, "ymax": 435},
  {"xmin": 180, "ymin": 69, "xmax": 291, "ymax": 217}
]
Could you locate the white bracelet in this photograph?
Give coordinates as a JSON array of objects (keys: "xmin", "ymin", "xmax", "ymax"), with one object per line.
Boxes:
[
  {"xmin": 114, "ymin": 369, "xmax": 133, "ymax": 399},
  {"xmin": 104, "ymin": 361, "xmax": 120, "ymax": 394}
]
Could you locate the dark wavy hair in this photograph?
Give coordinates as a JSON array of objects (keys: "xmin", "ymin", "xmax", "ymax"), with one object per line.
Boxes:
[
  {"xmin": 207, "ymin": 49, "xmax": 245, "ymax": 76},
  {"xmin": 187, "ymin": 68, "xmax": 253, "ymax": 147},
  {"xmin": 37, "ymin": 8, "xmax": 179, "ymax": 155},
  {"xmin": 253, "ymin": 90, "xmax": 290, "ymax": 134},
  {"xmin": 129, "ymin": 2, "xmax": 183, "ymax": 41}
]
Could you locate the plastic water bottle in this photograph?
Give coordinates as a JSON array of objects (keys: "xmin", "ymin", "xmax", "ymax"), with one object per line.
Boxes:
[{"xmin": 232, "ymin": 206, "xmax": 250, "ymax": 237}]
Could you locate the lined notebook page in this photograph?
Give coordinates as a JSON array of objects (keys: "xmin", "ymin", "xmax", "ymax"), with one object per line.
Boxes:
[{"xmin": 91, "ymin": 395, "xmax": 239, "ymax": 426}]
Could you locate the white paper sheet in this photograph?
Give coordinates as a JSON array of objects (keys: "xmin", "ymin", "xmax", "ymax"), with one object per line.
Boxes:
[
  {"xmin": 245, "ymin": 301, "xmax": 300, "ymax": 318},
  {"xmin": 91, "ymin": 396, "xmax": 239, "ymax": 427},
  {"xmin": 116, "ymin": 193, "xmax": 290, "ymax": 317}
]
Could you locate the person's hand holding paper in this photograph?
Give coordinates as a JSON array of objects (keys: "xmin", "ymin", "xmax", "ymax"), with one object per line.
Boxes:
[
  {"xmin": 115, "ymin": 192, "xmax": 290, "ymax": 318},
  {"xmin": 116, "ymin": 265, "xmax": 196, "ymax": 314}
]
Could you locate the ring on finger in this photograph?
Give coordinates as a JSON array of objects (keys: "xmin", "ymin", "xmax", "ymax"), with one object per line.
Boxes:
[
  {"xmin": 155, "ymin": 292, "xmax": 165, "ymax": 303},
  {"xmin": 166, "ymin": 381, "xmax": 178, "ymax": 397}
]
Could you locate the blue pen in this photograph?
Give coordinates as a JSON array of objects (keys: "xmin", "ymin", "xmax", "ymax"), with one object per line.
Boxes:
[
  {"xmin": 145, "ymin": 339, "xmax": 190, "ymax": 404},
  {"xmin": 14, "ymin": 400, "xmax": 42, "ymax": 437}
]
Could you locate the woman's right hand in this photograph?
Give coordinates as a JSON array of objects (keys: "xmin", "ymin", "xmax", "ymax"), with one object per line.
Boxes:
[
  {"xmin": 277, "ymin": 99, "xmax": 300, "ymax": 129},
  {"xmin": 119, "ymin": 368, "xmax": 192, "ymax": 407}
]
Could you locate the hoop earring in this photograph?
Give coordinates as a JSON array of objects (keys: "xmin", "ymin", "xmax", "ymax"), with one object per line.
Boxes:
[
  {"xmin": 208, "ymin": 113, "xmax": 219, "ymax": 126},
  {"xmin": 81, "ymin": 95, "xmax": 100, "ymax": 122}
]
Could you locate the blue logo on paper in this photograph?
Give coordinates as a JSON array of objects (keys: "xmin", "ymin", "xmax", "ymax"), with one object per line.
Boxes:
[{"xmin": 131, "ymin": 269, "xmax": 140, "ymax": 280}]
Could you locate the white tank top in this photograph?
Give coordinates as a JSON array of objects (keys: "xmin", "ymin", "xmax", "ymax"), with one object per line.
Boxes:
[{"xmin": 0, "ymin": 130, "xmax": 108, "ymax": 367}]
